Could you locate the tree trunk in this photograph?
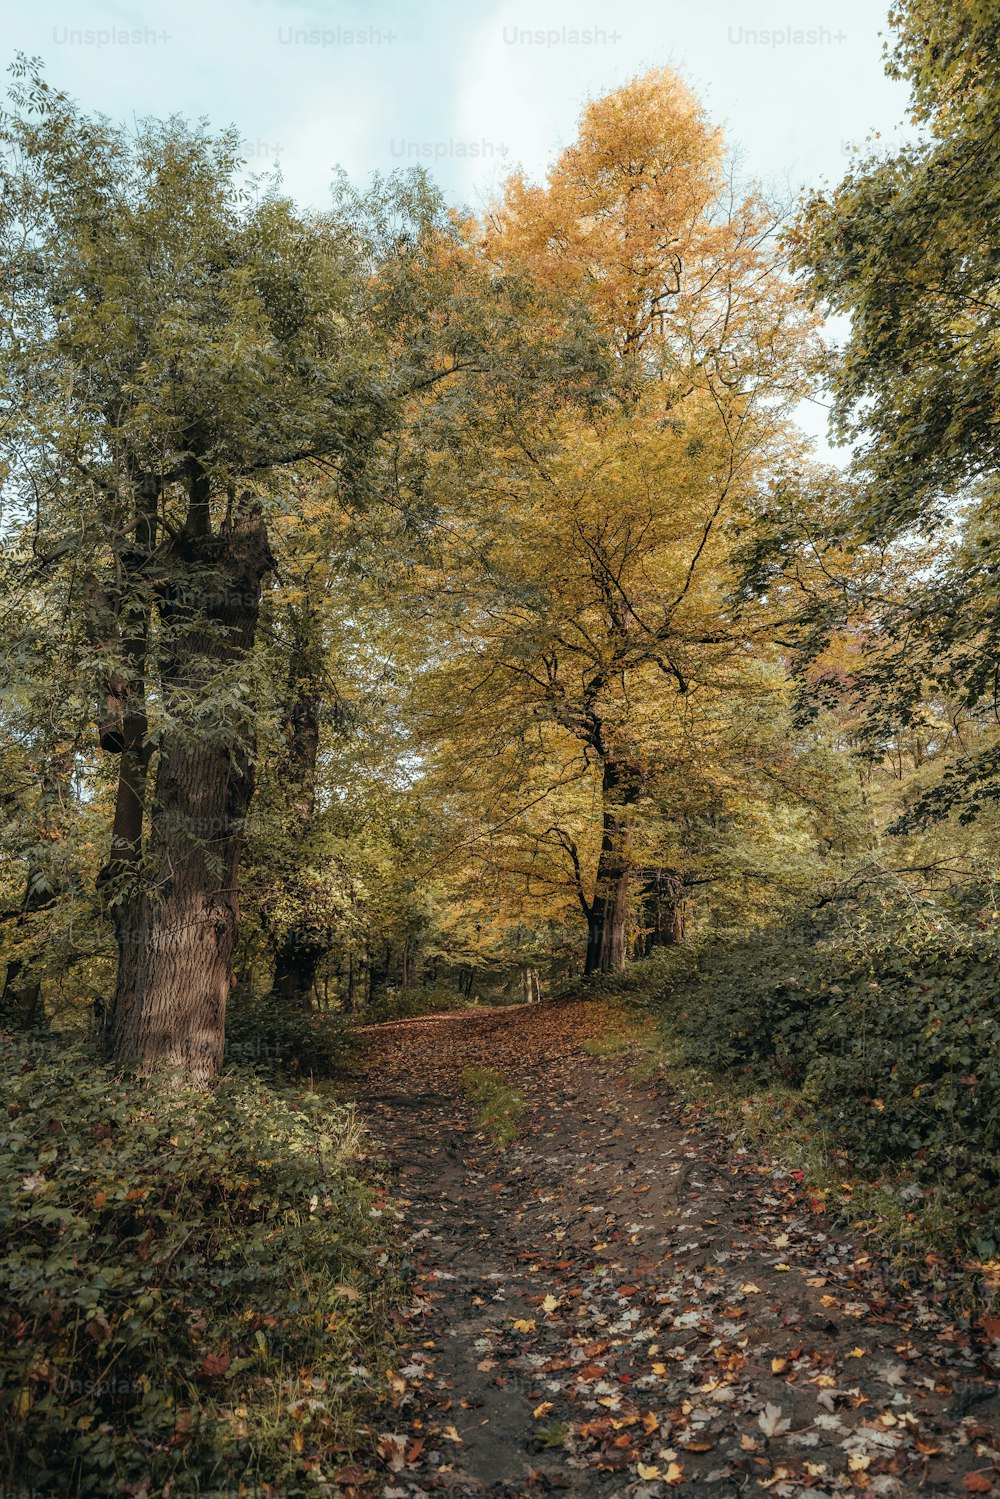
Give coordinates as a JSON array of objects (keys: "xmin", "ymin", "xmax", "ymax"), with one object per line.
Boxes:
[
  {"xmin": 639, "ymin": 867, "xmax": 686, "ymax": 952},
  {"xmin": 272, "ymin": 938, "xmax": 322, "ymax": 1008},
  {"xmin": 105, "ymin": 501, "xmax": 273, "ymax": 1080},
  {"xmin": 0, "ymin": 957, "xmax": 44, "ymax": 1031},
  {"xmin": 585, "ymin": 759, "xmax": 634, "ymax": 976},
  {"xmin": 1, "ymin": 883, "xmax": 50, "ymax": 1031}
]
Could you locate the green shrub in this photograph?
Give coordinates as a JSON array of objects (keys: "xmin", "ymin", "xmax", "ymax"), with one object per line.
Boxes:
[
  {"xmin": 224, "ymin": 990, "xmax": 358, "ymax": 1078},
  {"xmin": 0, "ymin": 1032, "xmax": 396, "ymax": 1497},
  {"xmin": 655, "ymin": 907, "xmax": 1000, "ymax": 1260},
  {"xmin": 364, "ymin": 983, "xmax": 471, "ymax": 1024},
  {"xmin": 804, "ymin": 930, "xmax": 1000, "ymax": 1257},
  {"xmin": 573, "ymin": 947, "xmax": 695, "ymax": 1004},
  {"xmin": 667, "ymin": 915, "xmax": 842, "ymax": 1080}
]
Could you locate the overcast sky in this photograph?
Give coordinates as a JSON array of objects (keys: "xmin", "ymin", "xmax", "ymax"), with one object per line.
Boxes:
[{"xmin": 4, "ymin": 0, "xmax": 916, "ymax": 459}]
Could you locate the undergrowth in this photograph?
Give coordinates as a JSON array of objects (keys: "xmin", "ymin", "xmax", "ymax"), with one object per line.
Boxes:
[
  {"xmin": 601, "ymin": 905, "xmax": 1000, "ymax": 1307},
  {"xmin": 225, "ymin": 990, "xmax": 359, "ymax": 1079},
  {"xmin": 0, "ymin": 1031, "xmax": 400, "ymax": 1497},
  {"xmin": 365, "ymin": 984, "xmax": 477, "ymax": 1024}
]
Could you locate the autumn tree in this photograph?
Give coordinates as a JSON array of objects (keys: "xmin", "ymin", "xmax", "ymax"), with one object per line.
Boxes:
[{"xmin": 407, "ymin": 70, "xmax": 820, "ymax": 972}]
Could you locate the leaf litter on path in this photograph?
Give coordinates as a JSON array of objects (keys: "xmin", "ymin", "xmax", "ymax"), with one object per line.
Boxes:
[{"xmin": 357, "ymin": 1000, "xmax": 1000, "ymax": 1497}]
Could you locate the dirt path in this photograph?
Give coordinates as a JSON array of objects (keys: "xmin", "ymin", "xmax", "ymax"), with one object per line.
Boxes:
[{"xmin": 356, "ymin": 1001, "xmax": 1000, "ymax": 1497}]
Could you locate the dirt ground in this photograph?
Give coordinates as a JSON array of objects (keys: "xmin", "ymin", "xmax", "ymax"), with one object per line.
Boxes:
[{"xmin": 354, "ymin": 1000, "xmax": 1000, "ymax": 1497}]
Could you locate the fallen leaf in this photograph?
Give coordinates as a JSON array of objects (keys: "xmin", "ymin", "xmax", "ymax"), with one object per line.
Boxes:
[
  {"xmin": 758, "ymin": 1403, "xmax": 791, "ymax": 1438},
  {"xmin": 377, "ymin": 1434, "xmax": 407, "ymax": 1471}
]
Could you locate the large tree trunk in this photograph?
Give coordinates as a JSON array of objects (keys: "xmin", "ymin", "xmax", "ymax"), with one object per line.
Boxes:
[
  {"xmin": 584, "ymin": 759, "xmax": 634, "ymax": 976},
  {"xmin": 105, "ymin": 501, "xmax": 273, "ymax": 1080}
]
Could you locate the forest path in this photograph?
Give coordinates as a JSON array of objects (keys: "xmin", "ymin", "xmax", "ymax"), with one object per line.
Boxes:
[{"xmin": 355, "ymin": 1000, "xmax": 999, "ymax": 1498}]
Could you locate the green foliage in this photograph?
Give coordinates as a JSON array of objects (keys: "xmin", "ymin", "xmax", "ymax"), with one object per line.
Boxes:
[
  {"xmin": 224, "ymin": 991, "xmax": 359, "ymax": 1079},
  {"xmin": 533, "ymin": 1421, "xmax": 571, "ymax": 1450},
  {"xmin": 576, "ymin": 948, "xmax": 695, "ymax": 1004},
  {"xmin": 656, "ymin": 906, "xmax": 1000, "ymax": 1258},
  {"xmin": 364, "ymin": 983, "xmax": 474, "ymax": 1024},
  {"xmin": 0, "ymin": 1034, "xmax": 396, "ymax": 1496},
  {"xmin": 461, "ymin": 1067, "xmax": 527, "ymax": 1145},
  {"xmin": 790, "ymin": 0, "xmax": 999, "ymax": 531},
  {"xmin": 786, "ymin": 1, "xmax": 1000, "ymax": 829}
]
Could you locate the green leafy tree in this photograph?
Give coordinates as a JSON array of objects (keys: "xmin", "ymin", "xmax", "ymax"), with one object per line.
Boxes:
[
  {"xmin": 0, "ymin": 65, "xmax": 396, "ymax": 1076},
  {"xmin": 789, "ymin": 1, "xmax": 1000, "ymax": 826}
]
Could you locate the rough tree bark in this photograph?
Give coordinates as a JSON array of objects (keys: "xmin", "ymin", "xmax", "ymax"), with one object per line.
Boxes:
[
  {"xmin": 104, "ymin": 493, "xmax": 273, "ymax": 1080},
  {"xmin": 585, "ymin": 759, "xmax": 634, "ymax": 976}
]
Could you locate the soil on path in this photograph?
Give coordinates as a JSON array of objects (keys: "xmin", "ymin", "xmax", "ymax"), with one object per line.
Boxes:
[{"xmin": 356, "ymin": 1000, "xmax": 1000, "ymax": 1498}]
